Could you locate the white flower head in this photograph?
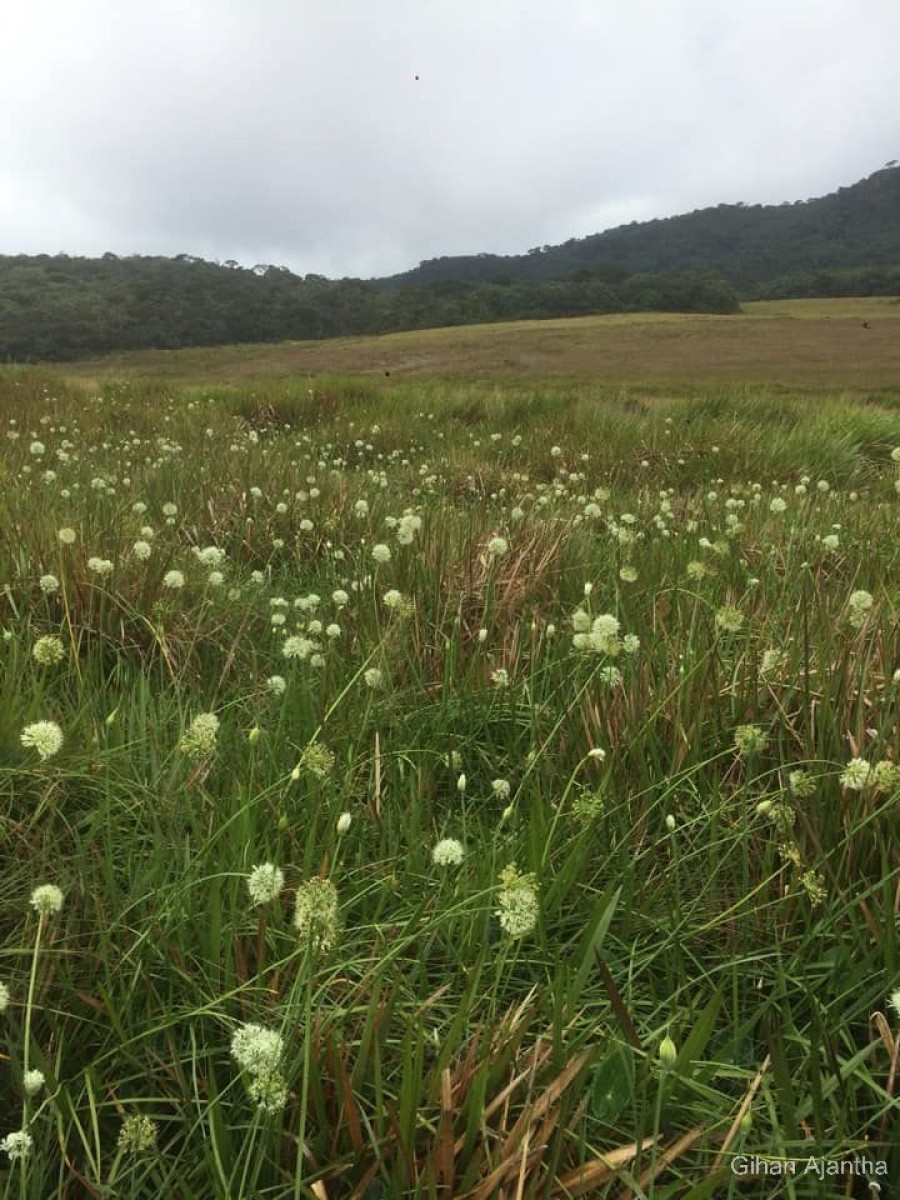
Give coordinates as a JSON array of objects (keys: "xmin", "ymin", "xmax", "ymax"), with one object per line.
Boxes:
[
  {"xmin": 231, "ymin": 1022, "xmax": 284, "ymax": 1076},
  {"xmin": 30, "ymin": 884, "xmax": 64, "ymax": 915},
  {"xmin": 21, "ymin": 720, "xmax": 64, "ymax": 760},
  {"xmin": 432, "ymin": 837, "xmax": 464, "ymax": 866},
  {"xmin": 247, "ymin": 863, "xmax": 285, "ymax": 906},
  {"xmin": 0, "ymin": 1130, "xmax": 33, "ymax": 1162}
]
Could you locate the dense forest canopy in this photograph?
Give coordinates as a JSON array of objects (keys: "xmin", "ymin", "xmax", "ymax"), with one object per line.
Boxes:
[
  {"xmin": 1, "ymin": 165, "xmax": 897, "ymax": 362},
  {"xmin": 381, "ymin": 164, "xmax": 900, "ymax": 291}
]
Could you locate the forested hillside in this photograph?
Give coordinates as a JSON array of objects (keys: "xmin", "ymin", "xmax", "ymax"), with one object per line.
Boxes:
[{"xmin": 381, "ymin": 165, "xmax": 900, "ymax": 291}]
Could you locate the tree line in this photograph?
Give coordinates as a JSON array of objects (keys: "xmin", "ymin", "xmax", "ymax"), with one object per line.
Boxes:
[{"xmin": 0, "ymin": 255, "xmax": 738, "ymax": 362}]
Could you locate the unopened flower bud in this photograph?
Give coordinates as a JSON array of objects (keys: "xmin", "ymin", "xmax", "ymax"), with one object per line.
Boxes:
[
  {"xmin": 336, "ymin": 812, "xmax": 352, "ymax": 835},
  {"xmin": 659, "ymin": 1034, "xmax": 678, "ymax": 1068}
]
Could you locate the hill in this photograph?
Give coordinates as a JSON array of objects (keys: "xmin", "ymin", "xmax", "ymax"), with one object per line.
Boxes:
[{"xmin": 376, "ymin": 165, "xmax": 900, "ymax": 293}]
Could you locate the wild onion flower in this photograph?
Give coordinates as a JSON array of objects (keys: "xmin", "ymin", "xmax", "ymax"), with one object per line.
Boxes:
[
  {"xmin": 163, "ymin": 569, "xmax": 185, "ymax": 590},
  {"xmin": 760, "ymin": 648, "xmax": 785, "ymax": 676},
  {"xmin": 117, "ymin": 1115, "xmax": 158, "ymax": 1155},
  {"xmin": 491, "ymin": 668, "xmax": 509, "ymax": 688},
  {"xmin": 87, "ymin": 557, "xmax": 114, "ymax": 578},
  {"xmin": 432, "ymin": 838, "xmax": 464, "ymax": 867},
  {"xmin": 496, "ymin": 865, "xmax": 539, "ymax": 939},
  {"xmin": 282, "ymin": 635, "xmax": 315, "ymax": 660},
  {"xmin": 32, "ymin": 635, "xmax": 65, "ymax": 666},
  {"xmin": 30, "ymin": 884, "xmax": 64, "ymax": 915},
  {"xmin": 847, "ymin": 589, "xmax": 873, "ymax": 629},
  {"xmin": 769, "ymin": 497, "xmax": 787, "ymax": 514},
  {"xmin": 364, "ymin": 667, "xmax": 384, "ymax": 689},
  {"xmin": 788, "ymin": 770, "xmax": 816, "ymax": 798},
  {"xmin": 293, "ymin": 877, "xmax": 340, "ymax": 951},
  {"xmin": 382, "ymin": 589, "xmax": 404, "ymax": 609},
  {"xmin": 299, "ymin": 742, "xmax": 334, "ymax": 779},
  {"xmin": 371, "ymin": 543, "xmax": 392, "ymax": 563},
  {"xmin": 57, "ymin": 527, "xmax": 76, "ymax": 545},
  {"xmin": 20, "ymin": 720, "xmax": 64, "ymax": 760},
  {"xmin": 734, "ymin": 724, "xmax": 767, "ymax": 756},
  {"xmin": 247, "ymin": 1069, "xmax": 289, "ymax": 1113},
  {"xmin": 247, "ymin": 863, "xmax": 285, "ymax": 906},
  {"xmin": 332, "ymin": 589, "xmax": 349, "ymax": 607},
  {"xmin": 486, "ymin": 535, "xmax": 508, "ymax": 557},
  {"xmin": 872, "ymin": 760, "xmax": 900, "ymax": 794},
  {"xmin": 0, "ymin": 1130, "xmax": 33, "ymax": 1162},
  {"xmin": 266, "ymin": 674, "xmax": 287, "ymax": 695},
  {"xmin": 193, "ymin": 546, "xmax": 225, "ymax": 568},
  {"xmin": 132, "ymin": 539, "xmax": 152, "ymax": 561},
  {"xmin": 179, "ymin": 712, "xmax": 219, "ymax": 760},
  {"xmin": 231, "ymin": 1023, "xmax": 284, "ymax": 1076},
  {"xmin": 23, "ymin": 1069, "xmax": 45, "ymax": 1098},
  {"xmin": 39, "ymin": 574, "xmax": 59, "ymax": 595},
  {"xmin": 715, "ymin": 605, "xmax": 744, "ymax": 634},
  {"xmin": 491, "ymin": 778, "xmax": 511, "ymax": 800},
  {"xmin": 839, "ymin": 758, "xmax": 872, "ymax": 790},
  {"xmin": 799, "ymin": 869, "xmax": 826, "ymax": 906}
]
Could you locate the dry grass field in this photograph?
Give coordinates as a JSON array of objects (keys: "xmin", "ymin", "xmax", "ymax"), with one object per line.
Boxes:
[{"xmin": 65, "ymin": 298, "xmax": 900, "ymax": 394}]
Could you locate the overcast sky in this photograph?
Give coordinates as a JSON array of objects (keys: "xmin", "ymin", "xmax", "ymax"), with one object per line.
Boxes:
[{"xmin": 2, "ymin": 0, "xmax": 898, "ymax": 279}]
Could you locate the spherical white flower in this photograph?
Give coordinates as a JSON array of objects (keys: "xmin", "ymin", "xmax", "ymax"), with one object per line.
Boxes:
[
  {"xmin": 266, "ymin": 674, "xmax": 287, "ymax": 695},
  {"xmin": 32, "ymin": 635, "xmax": 65, "ymax": 666},
  {"xmin": 246, "ymin": 863, "xmax": 285, "ymax": 906},
  {"xmin": 0, "ymin": 1130, "xmax": 33, "ymax": 1162},
  {"xmin": 432, "ymin": 838, "xmax": 464, "ymax": 867},
  {"xmin": 20, "ymin": 720, "xmax": 64, "ymax": 760},
  {"xmin": 364, "ymin": 667, "xmax": 384, "ymax": 689},
  {"xmin": 486, "ymin": 535, "xmax": 508, "ymax": 557},
  {"xmin": 132, "ymin": 539, "xmax": 152, "ymax": 561},
  {"xmin": 163, "ymin": 569, "xmax": 185, "ymax": 590},
  {"xmin": 371, "ymin": 543, "xmax": 392, "ymax": 563},
  {"xmin": 30, "ymin": 884, "xmax": 64, "ymax": 915},
  {"xmin": 230, "ymin": 1023, "xmax": 283, "ymax": 1075},
  {"xmin": 839, "ymin": 758, "xmax": 872, "ymax": 791},
  {"xmin": 39, "ymin": 574, "xmax": 59, "ymax": 595},
  {"xmin": 87, "ymin": 557, "xmax": 114, "ymax": 578}
]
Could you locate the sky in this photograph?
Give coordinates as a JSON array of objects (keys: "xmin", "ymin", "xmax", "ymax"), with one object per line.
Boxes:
[{"xmin": 2, "ymin": 0, "xmax": 899, "ymax": 280}]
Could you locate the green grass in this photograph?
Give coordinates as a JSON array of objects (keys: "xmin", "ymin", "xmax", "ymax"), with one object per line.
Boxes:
[{"xmin": 0, "ymin": 364, "xmax": 899, "ymax": 1198}]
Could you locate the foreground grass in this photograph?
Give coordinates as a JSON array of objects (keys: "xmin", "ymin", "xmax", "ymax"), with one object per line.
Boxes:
[{"xmin": 0, "ymin": 367, "xmax": 899, "ymax": 1198}]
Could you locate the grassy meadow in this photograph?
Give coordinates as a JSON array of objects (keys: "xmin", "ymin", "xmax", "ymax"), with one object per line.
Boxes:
[{"xmin": 1, "ymin": 302, "xmax": 900, "ymax": 1197}]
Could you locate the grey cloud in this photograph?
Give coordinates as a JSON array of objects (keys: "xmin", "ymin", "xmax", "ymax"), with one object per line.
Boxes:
[{"xmin": 1, "ymin": 0, "xmax": 898, "ymax": 277}]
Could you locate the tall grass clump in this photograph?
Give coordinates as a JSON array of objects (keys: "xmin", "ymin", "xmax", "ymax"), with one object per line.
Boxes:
[{"xmin": 1, "ymin": 368, "xmax": 899, "ymax": 1197}]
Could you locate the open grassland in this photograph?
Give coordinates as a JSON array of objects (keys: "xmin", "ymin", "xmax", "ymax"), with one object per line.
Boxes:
[
  {"xmin": 66, "ymin": 297, "xmax": 900, "ymax": 394},
  {"xmin": 1, "ymin": 333, "xmax": 900, "ymax": 1197}
]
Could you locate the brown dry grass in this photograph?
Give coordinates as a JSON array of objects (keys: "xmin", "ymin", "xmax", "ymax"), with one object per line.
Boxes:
[{"xmin": 63, "ymin": 298, "xmax": 900, "ymax": 392}]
